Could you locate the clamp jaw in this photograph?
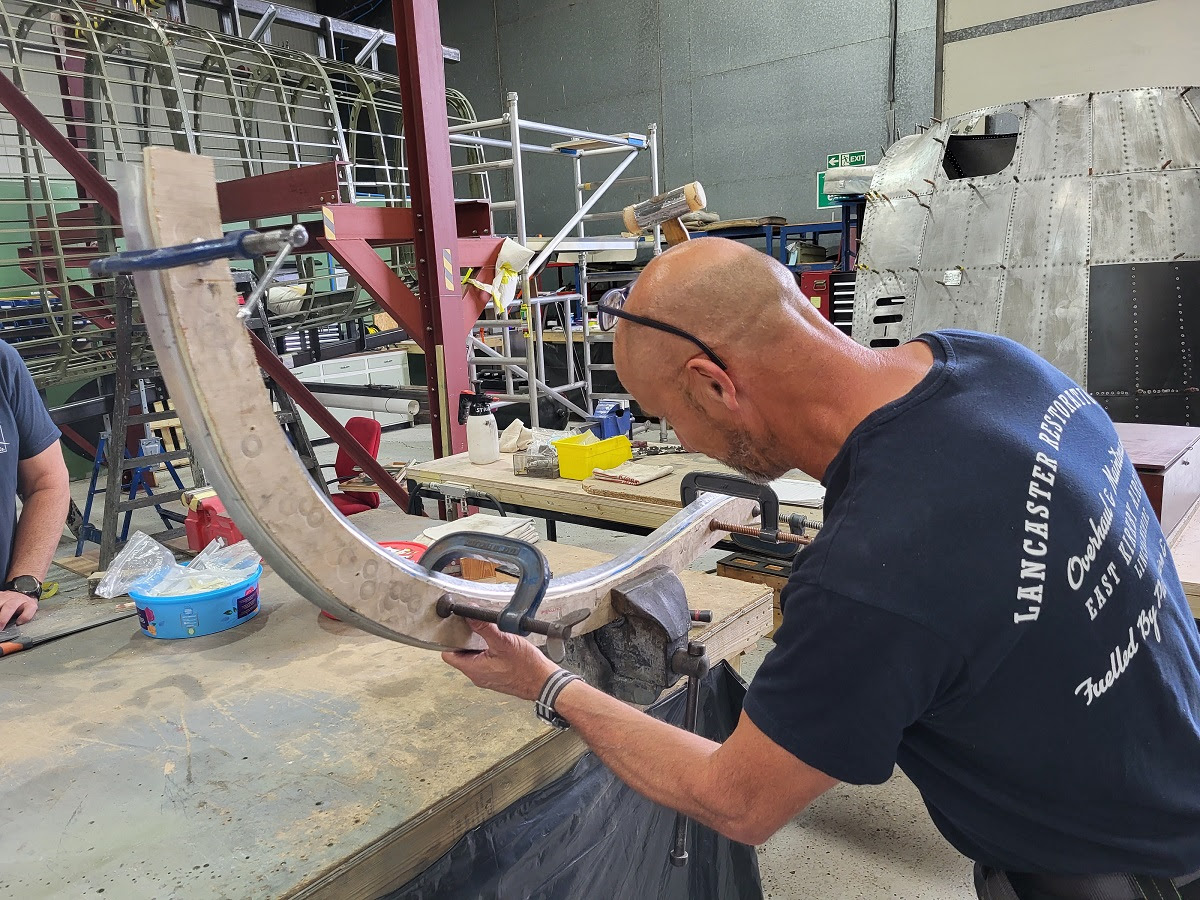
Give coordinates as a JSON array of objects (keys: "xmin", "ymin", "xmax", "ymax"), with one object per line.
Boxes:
[
  {"xmin": 424, "ymin": 532, "xmax": 589, "ymax": 662},
  {"xmin": 681, "ymin": 472, "xmax": 802, "ymax": 559}
]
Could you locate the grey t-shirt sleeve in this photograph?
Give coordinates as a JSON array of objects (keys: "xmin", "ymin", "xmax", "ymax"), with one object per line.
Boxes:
[
  {"xmin": 743, "ymin": 581, "xmax": 964, "ymax": 785},
  {"xmin": 0, "ymin": 340, "xmax": 60, "ymax": 460}
]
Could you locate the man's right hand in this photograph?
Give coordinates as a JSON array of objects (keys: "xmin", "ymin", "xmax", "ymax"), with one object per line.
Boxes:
[{"xmin": 0, "ymin": 591, "xmax": 37, "ymax": 629}]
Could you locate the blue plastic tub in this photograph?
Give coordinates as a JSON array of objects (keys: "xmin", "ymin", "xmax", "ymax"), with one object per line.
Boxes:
[{"xmin": 130, "ymin": 565, "xmax": 262, "ymax": 639}]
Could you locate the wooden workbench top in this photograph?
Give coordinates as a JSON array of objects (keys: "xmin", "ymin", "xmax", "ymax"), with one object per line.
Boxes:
[
  {"xmin": 0, "ymin": 508, "xmax": 770, "ymax": 898},
  {"xmin": 408, "ymin": 451, "xmax": 825, "ymax": 531}
]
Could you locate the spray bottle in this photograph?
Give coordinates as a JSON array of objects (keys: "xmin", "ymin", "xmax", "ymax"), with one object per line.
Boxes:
[{"xmin": 458, "ymin": 381, "xmax": 500, "ymax": 465}]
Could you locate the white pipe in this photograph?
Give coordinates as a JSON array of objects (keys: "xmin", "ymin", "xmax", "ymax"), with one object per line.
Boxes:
[{"xmin": 309, "ymin": 392, "xmax": 419, "ymax": 417}]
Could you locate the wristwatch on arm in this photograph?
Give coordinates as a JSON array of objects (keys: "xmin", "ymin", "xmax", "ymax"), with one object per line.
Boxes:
[
  {"xmin": 535, "ymin": 669, "xmax": 582, "ymax": 729},
  {"xmin": 5, "ymin": 575, "xmax": 42, "ymax": 600}
]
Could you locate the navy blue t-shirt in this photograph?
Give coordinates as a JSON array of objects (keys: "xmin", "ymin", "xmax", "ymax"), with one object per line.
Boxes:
[
  {"xmin": 744, "ymin": 330, "xmax": 1200, "ymax": 876},
  {"xmin": 0, "ymin": 340, "xmax": 61, "ymax": 581}
]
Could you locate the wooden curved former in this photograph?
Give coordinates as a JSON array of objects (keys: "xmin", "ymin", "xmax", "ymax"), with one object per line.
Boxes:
[{"xmin": 125, "ymin": 147, "xmax": 757, "ymax": 651}]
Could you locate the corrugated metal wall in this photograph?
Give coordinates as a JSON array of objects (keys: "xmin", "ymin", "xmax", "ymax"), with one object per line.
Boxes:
[{"xmin": 438, "ymin": 0, "xmax": 937, "ymax": 232}]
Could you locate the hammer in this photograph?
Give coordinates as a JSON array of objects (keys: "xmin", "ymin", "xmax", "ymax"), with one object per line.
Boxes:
[{"xmin": 622, "ymin": 181, "xmax": 706, "ymax": 247}]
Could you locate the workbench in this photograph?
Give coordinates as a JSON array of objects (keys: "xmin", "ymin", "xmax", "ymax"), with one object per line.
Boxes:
[
  {"xmin": 407, "ymin": 450, "xmax": 825, "ymax": 539},
  {"xmin": 0, "ymin": 507, "xmax": 771, "ymax": 898}
]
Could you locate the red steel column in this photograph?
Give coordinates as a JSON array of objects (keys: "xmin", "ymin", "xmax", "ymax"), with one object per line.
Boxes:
[{"xmin": 392, "ymin": 0, "xmax": 469, "ymax": 457}]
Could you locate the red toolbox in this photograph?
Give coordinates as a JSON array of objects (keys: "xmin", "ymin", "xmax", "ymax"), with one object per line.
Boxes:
[{"xmin": 800, "ymin": 271, "xmax": 832, "ymax": 322}]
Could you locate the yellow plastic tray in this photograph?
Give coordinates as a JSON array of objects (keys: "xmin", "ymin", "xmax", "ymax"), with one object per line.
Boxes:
[{"xmin": 552, "ymin": 433, "xmax": 633, "ymax": 480}]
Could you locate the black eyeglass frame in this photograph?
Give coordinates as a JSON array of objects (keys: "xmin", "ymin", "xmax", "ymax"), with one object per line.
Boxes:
[{"xmin": 596, "ymin": 304, "xmax": 729, "ymax": 371}]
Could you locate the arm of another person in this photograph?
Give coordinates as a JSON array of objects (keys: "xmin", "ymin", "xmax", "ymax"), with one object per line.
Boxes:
[
  {"xmin": 445, "ymin": 619, "xmax": 838, "ymax": 845},
  {"xmin": 0, "ymin": 439, "xmax": 70, "ymax": 627}
]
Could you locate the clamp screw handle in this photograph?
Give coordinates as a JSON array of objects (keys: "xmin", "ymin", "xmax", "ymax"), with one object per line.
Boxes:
[{"xmin": 436, "ymin": 597, "xmax": 589, "ymax": 663}]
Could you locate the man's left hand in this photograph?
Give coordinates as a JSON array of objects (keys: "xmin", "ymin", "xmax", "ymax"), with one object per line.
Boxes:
[
  {"xmin": 441, "ymin": 618, "xmax": 560, "ymax": 701},
  {"xmin": 0, "ymin": 591, "xmax": 37, "ymax": 629}
]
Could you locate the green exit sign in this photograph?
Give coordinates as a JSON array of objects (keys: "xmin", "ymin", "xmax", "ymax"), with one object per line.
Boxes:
[
  {"xmin": 818, "ymin": 150, "xmax": 867, "ymax": 208},
  {"xmin": 827, "ymin": 151, "xmax": 866, "ymax": 168}
]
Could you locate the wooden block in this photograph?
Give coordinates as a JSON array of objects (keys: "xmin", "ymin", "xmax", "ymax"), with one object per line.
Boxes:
[
  {"xmin": 53, "ymin": 551, "xmax": 101, "ymax": 578},
  {"xmin": 459, "ymin": 557, "xmax": 501, "ymax": 581},
  {"xmin": 717, "ymin": 552, "xmax": 791, "ymax": 636},
  {"xmin": 706, "ymin": 216, "xmax": 787, "ymax": 230}
]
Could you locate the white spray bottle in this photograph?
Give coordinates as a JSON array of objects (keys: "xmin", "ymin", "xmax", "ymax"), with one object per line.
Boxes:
[{"xmin": 458, "ymin": 381, "xmax": 500, "ymax": 465}]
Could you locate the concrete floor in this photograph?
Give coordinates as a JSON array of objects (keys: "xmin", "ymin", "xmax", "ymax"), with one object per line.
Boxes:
[{"xmin": 56, "ymin": 422, "xmax": 974, "ymax": 898}]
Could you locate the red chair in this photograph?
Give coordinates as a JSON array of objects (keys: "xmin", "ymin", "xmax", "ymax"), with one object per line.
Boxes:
[{"xmin": 327, "ymin": 416, "xmax": 383, "ymax": 517}]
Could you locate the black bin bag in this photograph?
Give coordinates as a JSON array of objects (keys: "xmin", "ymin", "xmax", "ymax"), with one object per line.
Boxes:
[{"xmin": 386, "ymin": 661, "xmax": 764, "ymax": 900}]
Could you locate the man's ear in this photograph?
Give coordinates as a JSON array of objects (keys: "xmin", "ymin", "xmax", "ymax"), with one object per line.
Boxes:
[{"xmin": 683, "ymin": 358, "xmax": 738, "ymax": 412}]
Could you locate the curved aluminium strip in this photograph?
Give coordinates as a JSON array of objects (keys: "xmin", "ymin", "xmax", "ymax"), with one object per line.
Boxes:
[{"xmin": 124, "ymin": 147, "xmax": 755, "ymax": 651}]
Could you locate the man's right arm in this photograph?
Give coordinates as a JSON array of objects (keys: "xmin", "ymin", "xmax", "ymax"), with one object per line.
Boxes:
[
  {"xmin": 555, "ymin": 680, "xmax": 839, "ymax": 844},
  {"xmin": 443, "ymin": 618, "xmax": 839, "ymax": 845}
]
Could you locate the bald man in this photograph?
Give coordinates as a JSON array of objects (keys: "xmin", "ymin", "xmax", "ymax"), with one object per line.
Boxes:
[{"xmin": 444, "ymin": 237, "xmax": 1200, "ymax": 899}]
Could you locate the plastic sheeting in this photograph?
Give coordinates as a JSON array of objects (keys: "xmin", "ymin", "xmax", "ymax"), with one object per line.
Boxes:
[{"xmin": 387, "ymin": 662, "xmax": 763, "ymax": 900}]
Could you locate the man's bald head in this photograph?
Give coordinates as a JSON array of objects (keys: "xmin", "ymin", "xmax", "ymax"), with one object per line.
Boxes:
[
  {"xmin": 606, "ymin": 237, "xmax": 926, "ymax": 483},
  {"xmin": 615, "ymin": 237, "xmax": 811, "ymax": 378}
]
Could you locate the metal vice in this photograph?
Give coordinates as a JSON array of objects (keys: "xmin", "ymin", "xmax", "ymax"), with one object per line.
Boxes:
[
  {"xmin": 429, "ymin": 541, "xmax": 714, "ymax": 871},
  {"xmin": 561, "ymin": 564, "xmax": 712, "ymax": 867},
  {"xmin": 561, "ymin": 566, "xmax": 707, "ymax": 705}
]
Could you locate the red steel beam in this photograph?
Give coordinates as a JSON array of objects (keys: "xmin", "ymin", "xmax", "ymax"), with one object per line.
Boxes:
[
  {"xmin": 217, "ymin": 163, "xmax": 342, "ymax": 222},
  {"xmin": 54, "ymin": 46, "xmax": 96, "ymax": 184},
  {"xmin": 392, "ymin": 0, "xmax": 470, "ymax": 456},
  {"xmin": 315, "ymin": 204, "xmax": 505, "ymax": 341},
  {"xmin": 30, "ymin": 164, "xmax": 344, "ymax": 251},
  {"xmin": 16, "ymin": 248, "xmax": 115, "ymax": 330},
  {"xmin": 312, "ymin": 204, "xmax": 502, "ymax": 250},
  {"xmin": 319, "ymin": 205, "xmax": 415, "ymax": 242},
  {"xmin": 320, "ymin": 238, "xmax": 428, "ymax": 349}
]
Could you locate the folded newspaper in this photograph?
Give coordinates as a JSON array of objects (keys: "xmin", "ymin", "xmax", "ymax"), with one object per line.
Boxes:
[{"xmin": 420, "ymin": 514, "xmax": 539, "ymax": 545}]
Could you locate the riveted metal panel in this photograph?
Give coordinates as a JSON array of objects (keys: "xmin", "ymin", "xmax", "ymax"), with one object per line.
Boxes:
[
  {"xmin": 919, "ymin": 192, "xmax": 974, "ymax": 273},
  {"xmin": 1123, "ymin": 89, "xmax": 1173, "ymax": 171},
  {"xmin": 996, "ymin": 266, "xmax": 1042, "ymax": 350},
  {"xmin": 1018, "ymin": 94, "xmax": 1092, "ymax": 178},
  {"xmin": 1009, "ymin": 176, "xmax": 1090, "ymax": 268},
  {"xmin": 1089, "ymin": 261, "xmax": 1200, "ymax": 425},
  {"xmin": 853, "ymin": 87, "xmax": 1200, "ymax": 424},
  {"xmin": 1129, "ymin": 172, "xmax": 1180, "ymax": 259},
  {"xmin": 1090, "ymin": 174, "xmax": 1134, "ymax": 263},
  {"xmin": 1042, "ymin": 264, "xmax": 1090, "ymax": 377},
  {"xmin": 1159, "ymin": 90, "xmax": 1200, "ymax": 168},
  {"xmin": 1092, "ymin": 91, "xmax": 1130, "ymax": 175},
  {"xmin": 910, "ymin": 268, "xmax": 1005, "ymax": 335},
  {"xmin": 1093, "ymin": 172, "xmax": 1179, "ymax": 264},
  {"xmin": 856, "ymin": 269, "xmax": 919, "ymax": 348},
  {"xmin": 992, "ymin": 263, "xmax": 1087, "ymax": 379},
  {"xmin": 872, "ymin": 132, "xmax": 945, "ymax": 196},
  {"xmin": 1089, "ymin": 86, "xmax": 1200, "ymax": 174},
  {"xmin": 960, "ymin": 181, "xmax": 1018, "ymax": 268},
  {"xmin": 1166, "ymin": 169, "xmax": 1200, "ymax": 262},
  {"xmin": 856, "ymin": 199, "xmax": 931, "ymax": 271}
]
